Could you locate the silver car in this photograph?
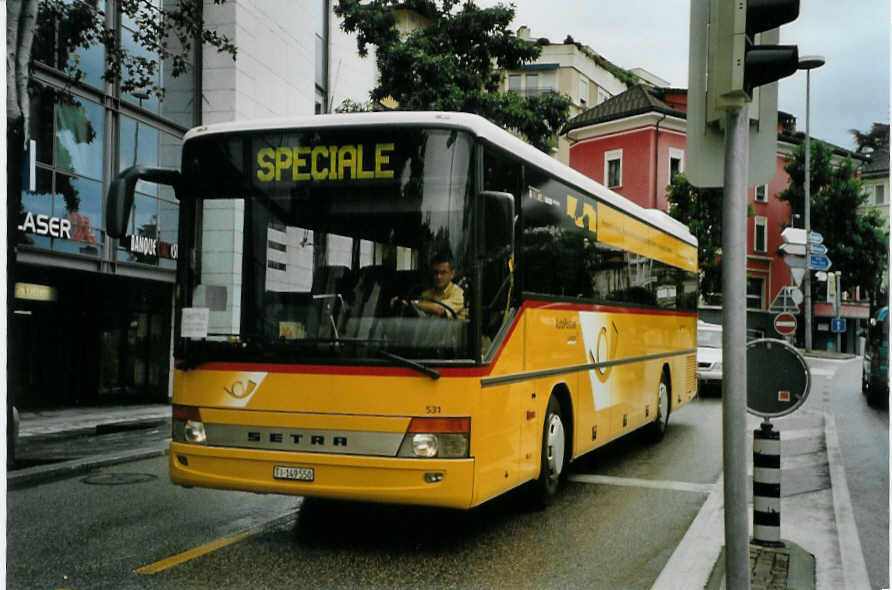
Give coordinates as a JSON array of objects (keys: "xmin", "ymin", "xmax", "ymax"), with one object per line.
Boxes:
[{"xmin": 697, "ymin": 321, "xmax": 723, "ymax": 393}]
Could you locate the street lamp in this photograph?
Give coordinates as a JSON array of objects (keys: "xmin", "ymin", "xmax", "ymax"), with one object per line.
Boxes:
[{"xmin": 799, "ymin": 55, "xmax": 825, "ymax": 351}]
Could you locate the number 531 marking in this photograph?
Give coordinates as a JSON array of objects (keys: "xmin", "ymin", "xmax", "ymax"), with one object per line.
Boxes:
[{"xmin": 425, "ymin": 405, "xmax": 441, "ymax": 414}]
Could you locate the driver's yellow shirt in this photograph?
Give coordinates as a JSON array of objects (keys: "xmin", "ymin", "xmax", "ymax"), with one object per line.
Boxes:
[{"xmin": 421, "ymin": 282, "xmax": 468, "ymax": 319}]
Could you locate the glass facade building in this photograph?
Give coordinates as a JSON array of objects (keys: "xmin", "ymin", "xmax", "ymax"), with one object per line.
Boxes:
[{"xmin": 13, "ymin": 0, "xmax": 193, "ymax": 408}]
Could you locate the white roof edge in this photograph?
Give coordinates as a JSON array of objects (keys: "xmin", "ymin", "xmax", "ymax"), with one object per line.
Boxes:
[{"xmin": 184, "ymin": 112, "xmax": 697, "ymax": 246}]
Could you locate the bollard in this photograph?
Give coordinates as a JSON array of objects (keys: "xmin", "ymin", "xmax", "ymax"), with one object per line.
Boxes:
[{"xmin": 752, "ymin": 420, "xmax": 783, "ymax": 546}]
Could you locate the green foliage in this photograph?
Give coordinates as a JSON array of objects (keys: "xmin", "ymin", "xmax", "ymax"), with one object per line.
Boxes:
[
  {"xmin": 776, "ymin": 141, "xmax": 889, "ymax": 305},
  {"xmin": 850, "ymin": 122, "xmax": 889, "ymax": 154},
  {"xmin": 334, "ymin": 0, "xmax": 571, "ymax": 153},
  {"xmin": 666, "ymin": 174, "xmax": 724, "ymax": 304}
]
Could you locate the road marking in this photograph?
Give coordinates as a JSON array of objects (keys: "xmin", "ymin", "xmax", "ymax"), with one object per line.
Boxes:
[
  {"xmin": 134, "ymin": 512, "xmax": 296, "ymax": 575},
  {"xmin": 569, "ymin": 473, "xmax": 716, "ymax": 494}
]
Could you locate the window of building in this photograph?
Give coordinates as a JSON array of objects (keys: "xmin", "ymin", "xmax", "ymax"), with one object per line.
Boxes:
[
  {"xmin": 754, "ymin": 216, "xmax": 767, "ymax": 253},
  {"xmin": 747, "ymin": 276, "xmax": 765, "ymax": 309},
  {"xmin": 668, "ymin": 147, "xmax": 684, "ymax": 182},
  {"xmin": 525, "ymin": 73, "xmax": 538, "ymax": 96},
  {"xmin": 876, "ymin": 184, "xmax": 886, "ymax": 205},
  {"xmin": 508, "ymin": 74, "xmax": 521, "ymax": 93},
  {"xmin": 755, "ymin": 184, "xmax": 768, "ymax": 203},
  {"xmin": 604, "ymin": 149, "xmax": 622, "ymax": 188},
  {"xmin": 579, "ymin": 77, "xmax": 588, "ymax": 105}
]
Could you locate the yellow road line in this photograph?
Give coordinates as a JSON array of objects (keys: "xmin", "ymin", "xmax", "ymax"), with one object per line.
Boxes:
[{"xmin": 134, "ymin": 513, "xmax": 296, "ymax": 575}]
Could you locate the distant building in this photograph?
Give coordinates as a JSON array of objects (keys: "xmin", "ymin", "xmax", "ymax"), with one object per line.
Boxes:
[
  {"xmin": 562, "ymin": 85, "xmax": 871, "ymax": 350},
  {"xmin": 12, "ymin": 0, "xmax": 375, "ymax": 410},
  {"xmin": 499, "ymin": 26, "xmax": 636, "ymax": 163},
  {"xmin": 859, "ymin": 150, "xmax": 890, "ymax": 225}
]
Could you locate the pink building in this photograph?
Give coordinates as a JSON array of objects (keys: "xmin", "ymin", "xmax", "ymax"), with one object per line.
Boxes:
[{"xmin": 563, "ymin": 84, "xmax": 864, "ymax": 318}]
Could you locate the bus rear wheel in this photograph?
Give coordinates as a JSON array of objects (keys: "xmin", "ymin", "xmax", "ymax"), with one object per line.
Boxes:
[
  {"xmin": 531, "ymin": 396, "xmax": 567, "ymax": 508},
  {"xmin": 647, "ymin": 373, "xmax": 670, "ymax": 442}
]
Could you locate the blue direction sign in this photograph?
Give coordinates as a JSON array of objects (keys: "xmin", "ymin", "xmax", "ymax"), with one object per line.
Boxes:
[
  {"xmin": 808, "ymin": 243, "xmax": 827, "ymax": 255},
  {"xmin": 809, "ymin": 231, "xmax": 824, "ymax": 244},
  {"xmin": 809, "ymin": 254, "xmax": 832, "ymax": 271},
  {"xmin": 831, "ymin": 318, "xmax": 846, "ymax": 333}
]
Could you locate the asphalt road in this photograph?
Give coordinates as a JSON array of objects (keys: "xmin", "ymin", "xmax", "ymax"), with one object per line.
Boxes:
[
  {"xmin": 829, "ymin": 381, "xmax": 889, "ymax": 590},
  {"xmin": 7, "ymin": 396, "xmax": 724, "ymax": 590}
]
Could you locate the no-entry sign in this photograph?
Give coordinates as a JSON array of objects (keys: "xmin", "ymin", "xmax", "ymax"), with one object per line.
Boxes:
[{"xmin": 773, "ymin": 312, "xmax": 797, "ymax": 336}]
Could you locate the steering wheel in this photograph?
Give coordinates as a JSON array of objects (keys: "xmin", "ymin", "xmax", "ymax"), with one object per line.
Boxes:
[{"xmin": 417, "ymin": 298, "xmax": 457, "ymax": 319}]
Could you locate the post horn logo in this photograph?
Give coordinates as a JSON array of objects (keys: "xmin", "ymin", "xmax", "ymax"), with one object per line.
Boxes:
[{"xmin": 224, "ymin": 379, "xmax": 258, "ymax": 399}]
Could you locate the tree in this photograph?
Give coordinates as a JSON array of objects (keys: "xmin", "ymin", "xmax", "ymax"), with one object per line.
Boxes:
[
  {"xmin": 849, "ymin": 122, "xmax": 889, "ymax": 154},
  {"xmin": 666, "ymin": 174, "xmax": 725, "ymax": 304},
  {"xmin": 333, "ymin": 0, "xmax": 571, "ymax": 153},
  {"xmin": 776, "ymin": 141, "xmax": 888, "ymax": 306}
]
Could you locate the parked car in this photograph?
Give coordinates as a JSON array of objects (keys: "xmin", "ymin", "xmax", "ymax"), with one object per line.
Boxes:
[
  {"xmin": 863, "ymin": 306, "xmax": 888, "ymax": 407},
  {"xmin": 697, "ymin": 320, "xmax": 723, "ymax": 394}
]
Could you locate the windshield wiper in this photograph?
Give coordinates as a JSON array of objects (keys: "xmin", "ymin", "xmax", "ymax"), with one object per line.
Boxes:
[{"xmin": 376, "ymin": 350, "xmax": 440, "ymax": 380}]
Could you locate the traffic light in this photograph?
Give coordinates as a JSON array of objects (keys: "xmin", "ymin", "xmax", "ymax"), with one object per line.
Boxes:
[
  {"xmin": 686, "ymin": 0, "xmax": 800, "ymax": 187},
  {"xmin": 708, "ymin": 0, "xmax": 800, "ymax": 113}
]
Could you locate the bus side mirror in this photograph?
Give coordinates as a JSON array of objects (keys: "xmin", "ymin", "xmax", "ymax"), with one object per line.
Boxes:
[
  {"xmin": 480, "ymin": 191, "xmax": 515, "ymax": 258},
  {"xmin": 107, "ymin": 166, "xmax": 183, "ymax": 239}
]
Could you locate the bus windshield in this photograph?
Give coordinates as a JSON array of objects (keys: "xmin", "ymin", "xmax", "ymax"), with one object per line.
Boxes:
[{"xmin": 176, "ymin": 126, "xmax": 475, "ymax": 364}]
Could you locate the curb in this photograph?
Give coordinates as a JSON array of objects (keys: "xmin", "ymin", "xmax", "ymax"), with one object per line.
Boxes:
[{"xmin": 8, "ymin": 445, "xmax": 170, "ymax": 490}]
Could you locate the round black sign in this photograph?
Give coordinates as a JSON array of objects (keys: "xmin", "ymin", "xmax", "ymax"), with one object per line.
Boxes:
[{"xmin": 746, "ymin": 338, "xmax": 811, "ymax": 418}]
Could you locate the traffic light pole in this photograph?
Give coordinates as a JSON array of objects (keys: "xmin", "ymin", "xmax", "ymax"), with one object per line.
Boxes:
[
  {"xmin": 722, "ymin": 103, "xmax": 752, "ymax": 590},
  {"xmin": 803, "ymin": 67, "xmax": 813, "ymax": 350}
]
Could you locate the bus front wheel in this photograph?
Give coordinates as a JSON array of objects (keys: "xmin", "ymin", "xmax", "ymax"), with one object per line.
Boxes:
[{"xmin": 531, "ymin": 396, "xmax": 567, "ymax": 508}]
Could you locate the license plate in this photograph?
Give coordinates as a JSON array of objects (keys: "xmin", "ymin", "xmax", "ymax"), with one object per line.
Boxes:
[{"xmin": 273, "ymin": 466, "xmax": 314, "ymax": 482}]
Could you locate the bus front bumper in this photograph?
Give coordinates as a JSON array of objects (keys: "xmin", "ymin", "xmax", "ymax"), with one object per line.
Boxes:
[{"xmin": 169, "ymin": 442, "xmax": 476, "ymax": 509}]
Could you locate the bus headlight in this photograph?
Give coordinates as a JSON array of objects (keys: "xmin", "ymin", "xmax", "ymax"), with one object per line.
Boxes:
[
  {"xmin": 173, "ymin": 404, "xmax": 207, "ymax": 444},
  {"xmin": 184, "ymin": 420, "xmax": 207, "ymax": 444},
  {"xmin": 411, "ymin": 434, "xmax": 438, "ymax": 457},
  {"xmin": 397, "ymin": 417, "xmax": 470, "ymax": 458}
]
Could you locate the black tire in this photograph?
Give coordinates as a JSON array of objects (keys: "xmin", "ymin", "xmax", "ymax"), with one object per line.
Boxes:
[
  {"xmin": 647, "ymin": 372, "xmax": 670, "ymax": 442},
  {"xmin": 530, "ymin": 396, "xmax": 567, "ymax": 508}
]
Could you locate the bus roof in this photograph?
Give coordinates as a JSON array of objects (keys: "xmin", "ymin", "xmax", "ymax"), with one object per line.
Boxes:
[{"xmin": 185, "ymin": 111, "xmax": 697, "ymax": 247}]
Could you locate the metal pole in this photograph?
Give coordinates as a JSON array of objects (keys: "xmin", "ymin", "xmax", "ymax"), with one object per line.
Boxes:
[
  {"xmin": 803, "ymin": 69, "xmax": 812, "ymax": 350},
  {"xmin": 835, "ymin": 272, "xmax": 842, "ymax": 352},
  {"xmin": 722, "ymin": 103, "xmax": 751, "ymax": 590}
]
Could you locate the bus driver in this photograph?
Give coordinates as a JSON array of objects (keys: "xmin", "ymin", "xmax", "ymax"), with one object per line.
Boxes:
[{"xmin": 391, "ymin": 253, "xmax": 467, "ymax": 319}]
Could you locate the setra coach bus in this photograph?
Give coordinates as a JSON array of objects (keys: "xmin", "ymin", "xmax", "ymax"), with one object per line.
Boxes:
[{"xmin": 106, "ymin": 111, "xmax": 699, "ymax": 509}]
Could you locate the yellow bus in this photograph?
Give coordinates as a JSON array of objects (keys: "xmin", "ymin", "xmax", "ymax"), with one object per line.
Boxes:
[{"xmin": 107, "ymin": 112, "xmax": 699, "ymax": 509}]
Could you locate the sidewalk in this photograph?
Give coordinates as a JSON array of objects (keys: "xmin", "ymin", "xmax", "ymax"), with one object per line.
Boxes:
[
  {"xmin": 8, "ymin": 403, "xmax": 171, "ymax": 489},
  {"xmin": 653, "ymin": 353, "xmax": 872, "ymax": 590}
]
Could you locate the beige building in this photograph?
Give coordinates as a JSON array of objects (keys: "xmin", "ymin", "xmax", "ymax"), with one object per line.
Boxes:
[
  {"xmin": 859, "ymin": 150, "xmax": 890, "ymax": 226},
  {"xmin": 501, "ymin": 26, "xmax": 637, "ymax": 163}
]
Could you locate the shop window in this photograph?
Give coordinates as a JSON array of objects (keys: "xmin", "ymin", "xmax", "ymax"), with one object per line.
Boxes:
[
  {"xmin": 55, "ymin": 97, "xmax": 104, "ymax": 181},
  {"xmin": 52, "ymin": 173, "xmax": 103, "ymax": 255},
  {"xmin": 18, "ymin": 168, "xmax": 54, "ymax": 250}
]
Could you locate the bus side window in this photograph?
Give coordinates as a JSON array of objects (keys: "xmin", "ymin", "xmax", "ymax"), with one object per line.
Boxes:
[{"xmin": 481, "ymin": 147, "xmax": 522, "ymax": 343}]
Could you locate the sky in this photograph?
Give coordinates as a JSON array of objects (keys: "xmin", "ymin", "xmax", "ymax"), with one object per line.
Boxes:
[{"xmin": 481, "ymin": 0, "xmax": 890, "ymax": 151}]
